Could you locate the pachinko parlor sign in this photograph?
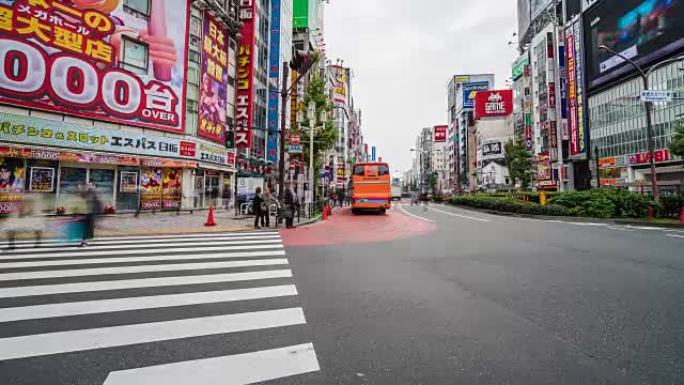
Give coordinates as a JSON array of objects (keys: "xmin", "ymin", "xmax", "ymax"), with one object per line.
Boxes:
[{"xmin": 0, "ymin": 0, "xmax": 190, "ymax": 133}]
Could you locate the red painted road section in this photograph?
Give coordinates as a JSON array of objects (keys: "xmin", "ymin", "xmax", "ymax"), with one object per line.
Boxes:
[{"xmin": 281, "ymin": 207, "xmax": 436, "ymax": 247}]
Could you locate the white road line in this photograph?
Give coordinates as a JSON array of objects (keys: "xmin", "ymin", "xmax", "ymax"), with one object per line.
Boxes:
[
  {"xmin": 429, "ymin": 207, "xmax": 491, "ymax": 222},
  {"xmin": 0, "ymin": 270, "xmax": 293, "ymax": 298},
  {"xmin": 0, "ymin": 250, "xmax": 286, "ymax": 269},
  {"xmin": 2, "ymin": 235, "xmax": 282, "ymax": 249},
  {"xmin": 0, "ymin": 232, "xmax": 280, "ymax": 247},
  {"xmin": 102, "ymin": 343, "xmax": 319, "ymax": 385},
  {"xmin": 0, "ymin": 285, "xmax": 298, "ymax": 323},
  {"xmin": 0, "ymin": 244, "xmax": 283, "ymax": 260},
  {"xmin": 667, "ymin": 234, "xmax": 684, "ymax": 239},
  {"xmin": 396, "ymin": 206, "xmax": 434, "ymax": 222},
  {"xmin": 94, "ymin": 231, "xmax": 279, "ymax": 241},
  {"xmin": 0, "ymin": 307, "xmax": 306, "ymax": 361},
  {"xmin": 0, "ymin": 259, "xmax": 289, "ymax": 282},
  {"xmin": 607, "ymin": 226, "xmax": 638, "ymax": 232},
  {"xmin": 3, "ymin": 239, "xmax": 283, "ymax": 254}
]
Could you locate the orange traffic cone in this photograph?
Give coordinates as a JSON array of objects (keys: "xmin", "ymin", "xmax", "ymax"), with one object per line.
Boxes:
[
  {"xmin": 205, "ymin": 207, "xmax": 216, "ymax": 227},
  {"xmin": 323, "ymin": 206, "xmax": 328, "ymax": 221}
]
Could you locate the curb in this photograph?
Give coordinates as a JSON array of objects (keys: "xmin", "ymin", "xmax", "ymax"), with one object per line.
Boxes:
[{"xmin": 441, "ymin": 203, "xmax": 684, "ymax": 229}]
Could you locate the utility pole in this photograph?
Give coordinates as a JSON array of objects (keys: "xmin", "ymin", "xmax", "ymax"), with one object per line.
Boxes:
[{"xmin": 277, "ymin": 62, "xmax": 289, "ymax": 201}]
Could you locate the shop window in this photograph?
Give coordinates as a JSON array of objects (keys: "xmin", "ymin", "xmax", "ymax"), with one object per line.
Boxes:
[
  {"xmin": 89, "ymin": 169, "xmax": 115, "ymax": 208},
  {"xmin": 117, "ymin": 168, "xmax": 139, "ymax": 212},
  {"xmin": 59, "ymin": 168, "xmax": 87, "ymax": 213},
  {"xmin": 121, "ymin": 37, "xmax": 149, "ymax": 75},
  {"xmin": 124, "ymin": 0, "xmax": 151, "ymax": 17}
]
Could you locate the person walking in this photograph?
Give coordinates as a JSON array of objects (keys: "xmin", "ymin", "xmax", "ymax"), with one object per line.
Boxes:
[
  {"xmin": 283, "ymin": 184, "xmax": 296, "ymax": 229},
  {"xmin": 81, "ymin": 184, "xmax": 102, "ymax": 246},
  {"xmin": 1, "ymin": 197, "xmax": 44, "ymax": 250},
  {"xmin": 337, "ymin": 189, "xmax": 345, "ymax": 207},
  {"xmin": 261, "ymin": 186, "xmax": 275, "ymax": 228},
  {"xmin": 252, "ymin": 187, "xmax": 264, "ymax": 229}
]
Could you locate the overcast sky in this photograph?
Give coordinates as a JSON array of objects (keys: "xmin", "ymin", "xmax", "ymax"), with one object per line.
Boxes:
[{"xmin": 325, "ymin": 0, "xmax": 518, "ymax": 173}]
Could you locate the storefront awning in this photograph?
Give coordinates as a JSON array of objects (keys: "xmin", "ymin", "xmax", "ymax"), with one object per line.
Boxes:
[{"xmin": 198, "ymin": 162, "xmax": 237, "ymax": 173}]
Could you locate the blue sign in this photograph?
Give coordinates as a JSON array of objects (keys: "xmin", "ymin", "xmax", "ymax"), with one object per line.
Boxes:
[
  {"xmin": 266, "ymin": 0, "xmax": 281, "ymax": 163},
  {"xmin": 462, "ymin": 81, "xmax": 489, "ymax": 109},
  {"xmin": 288, "ymin": 144, "xmax": 303, "ymax": 154},
  {"xmin": 371, "ymin": 146, "xmax": 376, "ymax": 162}
]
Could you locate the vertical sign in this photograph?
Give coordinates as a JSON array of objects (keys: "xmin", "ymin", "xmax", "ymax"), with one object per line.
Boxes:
[
  {"xmin": 372, "ymin": 146, "xmax": 377, "ymax": 162},
  {"xmin": 266, "ymin": 0, "xmax": 282, "ymax": 163},
  {"xmin": 567, "ymin": 16, "xmax": 587, "ymax": 158},
  {"xmin": 574, "ymin": 18, "xmax": 587, "ymax": 158},
  {"xmin": 557, "ymin": 27, "xmax": 568, "ymax": 140},
  {"xmin": 236, "ymin": 0, "xmax": 256, "ymax": 148},
  {"xmin": 332, "ymin": 66, "xmax": 348, "ymax": 105},
  {"xmin": 199, "ymin": 12, "xmax": 228, "ymax": 143},
  {"xmin": 434, "ymin": 126, "xmax": 448, "ymax": 142}
]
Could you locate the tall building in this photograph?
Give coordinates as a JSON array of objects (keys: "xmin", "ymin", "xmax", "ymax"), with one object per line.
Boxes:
[
  {"xmin": 0, "ymin": 0, "xmax": 240, "ymax": 215},
  {"xmin": 447, "ymin": 74, "xmax": 495, "ymax": 193}
]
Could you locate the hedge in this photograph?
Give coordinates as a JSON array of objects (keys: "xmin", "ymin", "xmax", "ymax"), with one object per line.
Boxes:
[{"xmin": 449, "ymin": 196, "xmax": 570, "ymax": 216}]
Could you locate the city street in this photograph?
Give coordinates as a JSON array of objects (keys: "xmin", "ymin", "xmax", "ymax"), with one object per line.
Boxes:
[{"xmin": 0, "ymin": 205, "xmax": 682, "ymax": 384}]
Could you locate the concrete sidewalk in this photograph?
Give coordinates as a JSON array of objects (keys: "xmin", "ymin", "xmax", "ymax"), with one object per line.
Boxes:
[{"xmin": 94, "ymin": 210, "xmax": 256, "ymax": 236}]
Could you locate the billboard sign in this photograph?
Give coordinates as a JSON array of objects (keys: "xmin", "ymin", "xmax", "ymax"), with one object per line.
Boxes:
[
  {"xmin": 266, "ymin": 0, "xmax": 282, "ymax": 163},
  {"xmin": 331, "ymin": 66, "xmax": 348, "ymax": 105},
  {"xmin": 433, "ymin": 125, "xmax": 447, "ymax": 142},
  {"xmin": 585, "ymin": 0, "xmax": 684, "ymax": 90},
  {"xmin": 481, "ymin": 140, "xmax": 503, "ymax": 158},
  {"xmin": 512, "ymin": 54, "xmax": 529, "ymax": 81},
  {"xmin": 566, "ymin": 16, "xmax": 588, "ymax": 158},
  {"xmin": 0, "ymin": 0, "xmax": 190, "ymax": 134},
  {"xmin": 640, "ymin": 90, "xmax": 674, "ymax": 103},
  {"xmin": 463, "ymin": 81, "xmax": 490, "ymax": 109},
  {"xmin": 475, "ymin": 90, "xmax": 514, "ymax": 118},
  {"xmin": 236, "ymin": 0, "xmax": 256, "ymax": 148},
  {"xmin": 371, "ymin": 146, "xmax": 376, "ymax": 162},
  {"xmin": 199, "ymin": 12, "xmax": 228, "ymax": 143}
]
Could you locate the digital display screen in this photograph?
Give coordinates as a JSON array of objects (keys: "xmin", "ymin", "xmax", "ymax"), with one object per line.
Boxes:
[{"xmin": 585, "ymin": 0, "xmax": 684, "ymax": 90}]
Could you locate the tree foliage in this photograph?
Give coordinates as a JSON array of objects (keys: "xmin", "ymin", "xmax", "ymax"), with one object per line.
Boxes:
[
  {"xmin": 504, "ymin": 138, "xmax": 533, "ymax": 190},
  {"xmin": 669, "ymin": 120, "xmax": 684, "ymax": 159}
]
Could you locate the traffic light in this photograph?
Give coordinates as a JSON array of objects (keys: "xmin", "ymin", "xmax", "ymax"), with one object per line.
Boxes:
[{"xmin": 225, "ymin": 130, "xmax": 235, "ymax": 149}]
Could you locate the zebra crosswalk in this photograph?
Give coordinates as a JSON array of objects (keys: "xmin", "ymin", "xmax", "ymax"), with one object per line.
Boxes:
[{"xmin": 0, "ymin": 231, "xmax": 320, "ymax": 385}]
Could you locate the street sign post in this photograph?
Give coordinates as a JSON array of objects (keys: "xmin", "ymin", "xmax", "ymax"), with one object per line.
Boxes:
[{"xmin": 640, "ymin": 90, "xmax": 673, "ymax": 103}]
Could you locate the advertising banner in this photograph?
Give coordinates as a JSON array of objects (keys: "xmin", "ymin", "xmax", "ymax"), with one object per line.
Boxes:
[
  {"xmin": 557, "ymin": 27, "xmax": 569, "ymax": 140},
  {"xmin": 140, "ymin": 168, "xmax": 162, "ymax": 210},
  {"xmin": 119, "ymin": 171, "xmax": 139, "ymax": 194},
  {"xmin": 236, "ymin": 0, "xmax": 256, "ymax": 148},
  {"xmin": 566, "ymin": 17, "xmax": 588, "ymax": 158},
  {"xmin": 536, "ymin": 153, "xmax": 552, "ymax": 181},
  {"xmin": 236, "ymin": 177, "xmax": 264, "ymax": 200},
  {"xmin": 481, "ymin": 141, "xmax": 503, "ymax": 158},
  {"xmin": 585, "ymin": 0, "xmax": 684, "ymax": 90},
  {"xmin": 433, "ymin": 125, "xmax": 447, "ymax": 142},
  {"xmin": 29, "ymin": 167, "xmax": 55, "ymax": 192},
  {"xmin": 0, "ymin": 113, "xmax": 235, "ymax": 168},
  {"xmin": 0, "ymin": 157, "xmax": 24, "ymax": 214},
  {"xmin": 512, "ymin": 54, "xmax": 529, "ymax": 81},
  {"xmin": 463, "ymin": 82, "xmax": 490, "ymax": 109},
  {"xmin": 266, "ymin": 0, "xmax": 282, "ymax": 163},
  {"xmin": 332, "ymin": 66, "xmax": 348, "ymax": 105},
  {"xmin": 162, "ymin": 168, "xmax": 182, "ymax": 209},
  {"xmin": 0, "ymin": 0, "xmax": 190, "ymax": 133},
  {"xmin": 475, "ymin": 90, "xmax": 514, "ymax": 118},
  {"xmin": 199, "ymin": 12, "xmax": 228, "ymax": 143}
]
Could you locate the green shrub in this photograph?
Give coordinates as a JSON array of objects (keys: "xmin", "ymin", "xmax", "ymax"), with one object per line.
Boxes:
[
  {"xmin": 661, "ymin": 195, "xmax": 684, "ymax": 218},
  {"xmin": 449, "ymin": 195, "xmax": 570, "ymax": 216}
]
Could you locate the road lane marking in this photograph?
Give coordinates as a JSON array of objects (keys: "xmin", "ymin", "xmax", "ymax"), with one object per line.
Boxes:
[
  {"xmin": 429, "ymin": 207, "xmax": 491, "ymax": 222},
  {"xmin": 0, "ymin": 308, "xmax": 306, "ymax": 361},
  {"xmin": 0, "ymin": 250, "xmax": 286, "ymax": 269},
  {"xmin": 396, "ymin": 206, "xmax": 434, "ymax": 222},
  {"xmin": 2, "ymin": 239, "xmax": 283, "ymax": 255},
  {"xmin": 667, "ymin": 234, "xmax": 684, "ymax": 239},
  {"xmin": 0, "ymin": 244, "xmax": 283, "ymax": 260},
  {"xmin": 94, "ymin": 231, "xmax": 279, "ymax": 241},
  {"xmin": 0, "ymin": 259, "xmax": 289, "ymax": 282},
  {"xmin": 102, "ymin": 343, "xmax": 319, "ymax": 385},
  {"xmin": 0, "ymin": 232, "xmax": 280, "ymax": 246},
  {"xmin": 0, "ymin": 270, "xmax": 293, "ymax": 298},
  {"xmin": 0, "ymin": 285, "xmax": 298, "ymax": 323}
]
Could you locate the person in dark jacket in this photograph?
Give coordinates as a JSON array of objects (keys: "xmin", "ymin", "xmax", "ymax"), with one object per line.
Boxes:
[
  {"xmin": 283, "ymin": 185, "xmax": 295, "ymax": 229},
  {"xmin": 252, "ymin": 187, "xmax": 263, "ymax": 229}
]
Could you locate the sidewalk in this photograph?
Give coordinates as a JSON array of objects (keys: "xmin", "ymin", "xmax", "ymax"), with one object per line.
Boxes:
[{"xmin": 95, "ymin": 210, "xmax": 256, "ymax": 236}]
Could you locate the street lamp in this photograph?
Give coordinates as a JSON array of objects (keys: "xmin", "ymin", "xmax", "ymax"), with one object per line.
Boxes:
[{"xmin": 598, "ymin": 45, "xmax": 684, "ymax": 201}]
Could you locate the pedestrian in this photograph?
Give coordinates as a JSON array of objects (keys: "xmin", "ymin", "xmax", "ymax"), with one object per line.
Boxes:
[
  {"xmin": 337, "ymin": 189, "xmax": 345, "ymax": 207},
  {"xmin": 81, "ymin": 184, "xmax": 102, "ymax": 246},
  {"xmin": 283, "ymin": 184, "xmax": 296, "ymax": 229},
  {"xmin": 252, "ymin": 187, "xmax": 264, "ymax": 229},
  {"xmin": 261, "ymin": 186, "xmax": 274, "ymax": 228},
  {"xmin": 1, "ymin": 197, "xmax": 44, "ymax": 250}
]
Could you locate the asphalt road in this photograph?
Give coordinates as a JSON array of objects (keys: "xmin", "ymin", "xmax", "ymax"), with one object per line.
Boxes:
[{"xmin": 286, "ymin": 203, "xmax": 684, "ymax": 385}]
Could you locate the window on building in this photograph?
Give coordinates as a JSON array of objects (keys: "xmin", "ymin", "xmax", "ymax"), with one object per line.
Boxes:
[
  {"xmin": 124, "ymin": 0, "xmax": 151, "ymax": 16},
  {"xmin": 120, "ymin": 37, "xmax": 148, "ymax": 75}
]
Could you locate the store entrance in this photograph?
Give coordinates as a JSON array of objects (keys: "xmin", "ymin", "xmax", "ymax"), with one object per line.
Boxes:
[
  {"xmin": 89, "ymin": 169, "xmax": 115, "ymax": 208},
  {"xmin": 206, "ymin": 174, "xmax": 220, "ymax": 208}
]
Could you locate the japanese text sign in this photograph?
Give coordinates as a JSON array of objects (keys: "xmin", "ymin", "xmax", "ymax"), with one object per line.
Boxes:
[
  {"xmin": 475, "ymin": 90, "xmax": 513, "ymax": 118},
  {"xmin": 236, "ymin": 0, "xmax": 255, "ymax": 148},
  {"xmin": 199, "ymin": 12, "xmax": 228, "ymax": 143},
  {"xmin": 433, "ymin": 125, "xmax": 447, "ymax": 142},
  {"xmin": 0, "ymin": 0, "xmax": 190, "ymax": 134}
]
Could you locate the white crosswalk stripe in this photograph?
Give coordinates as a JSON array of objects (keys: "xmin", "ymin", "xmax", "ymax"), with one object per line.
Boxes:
[{"xmin": 0, "ymin": 232, "xmax": 319, "ymax": 385}]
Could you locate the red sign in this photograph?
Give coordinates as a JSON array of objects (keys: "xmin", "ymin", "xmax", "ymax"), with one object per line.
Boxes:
[
  {"xmin": 198, "ymin": 12, "xmax": 229, "ymax": 143},
  {"xmin": 226, "ymin": 150, "xmax": 236, "ymax": 168},
  {"xmin": 236, "ymin": 0, "xmax": 256, "ymax": 148},
  {"xmin": 290, "ymin": 135, "xmax": 301, "ymax": 145},
  {"xmin": 628, "ymin": 149, "xmax": 671, "ymax": 165},
  {"xmin": 433, "ymin": 125, "xmax": 447, "ymax": 142},
  {"xmin": 179, "ymin": 141, "xmax": 197, "ymax": 157},
  {"xmin": 475, "ymin": 90, "xmax": 513, "ymax": 118},
  {"xmin": 0, "ymin": 0, "xmax": 190, "ymax": 134}
]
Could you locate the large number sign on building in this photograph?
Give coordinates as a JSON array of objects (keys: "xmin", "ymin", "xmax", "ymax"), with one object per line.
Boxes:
[
  {"xmin": 0, "ymin": 0, "xmax": 190, "ymax": 134},
  {"xmin": 236, "ymin": 0, "xmax": 256, "ymax": 148}
]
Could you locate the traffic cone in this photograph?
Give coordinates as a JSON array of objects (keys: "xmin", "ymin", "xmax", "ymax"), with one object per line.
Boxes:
[
  {"xmin": 323, "ymin": 206, "xmax": 328, "ymax": 221},
  {"xmin": 205, "ymin": 207, "xmax": 216, "ymax": 227}
]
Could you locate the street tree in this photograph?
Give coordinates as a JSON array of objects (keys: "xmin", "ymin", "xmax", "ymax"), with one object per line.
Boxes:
[
  {"xmin": 669, "ymin": 120, "xmax": 684, "ymax": 159},
  {"xmin": 504, "ymin": 138, "xmax": 533, "ymax": 190},
  {"xmin": 298, "ymin": 73, "xmax": 338, "ymax": 195}
]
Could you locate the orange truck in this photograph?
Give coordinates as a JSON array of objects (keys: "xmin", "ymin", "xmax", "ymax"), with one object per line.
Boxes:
[{"xmin": 350, "ymin": 162, "xmax": 391, "ymax": 215}]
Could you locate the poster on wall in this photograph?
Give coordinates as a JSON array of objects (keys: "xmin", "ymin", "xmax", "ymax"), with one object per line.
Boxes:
[
  {"xmin": 162, "ymin": 168, "xmax": 182, "ymax": 209},
  {"xmin": 140, "ymin": 168, "xmax": 162, "ymax": 210},
  {"xmin": 236, "ymin": 0, "xmax": 256, "ymax": 148},
  {"xmin": 0, "ymin": 158, "xmax": 25, "ymax": 214},
  {"xmin": 198, "ymin": 12, "xmax": 228, "ymax": 143},
  {"xmin": 29, "ymin": 167, "xmax": 55, "ymax": 192},
  {"xmin": 119, "ymin": 171, "xmax": 139, "ymax": 194},
  {"xmin": 0, "ymin": 0, "xmax": 191, "ymax": 133}
]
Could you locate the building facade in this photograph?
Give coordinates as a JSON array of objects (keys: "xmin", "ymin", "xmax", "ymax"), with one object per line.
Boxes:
[{"xmin": 0, "ymin": 0, "xmax": 241, "ymax": 215}]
